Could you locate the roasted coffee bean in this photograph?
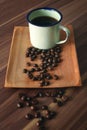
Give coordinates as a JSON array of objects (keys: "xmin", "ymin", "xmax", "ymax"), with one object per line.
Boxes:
[
  {"xmin": 36, "ymin": 92, "xmax": 44, "ymax": 97},
  {"xmin": 39, "ymin": 116, "xmax": 45, "ymax": 122},
  {"xmin": 25, "ymin": 113, "xmax": 34, "ymax": 120},
  {"xmin": 54, "ymin": 75, "xmax": 59, "ymax": 80},
  {"xmin": 62, "ymin": 95, "xmax": 69, "ymax": 102},
  {"xmin": 44, "ymin": 81, "xmax": 50, "ymax": 86},
  {"xmin": 26, "ymin": 62, "xmax": 31, "ymax": 66},
  {"xmin": 23, "ymin": 69, "xmax": 27, "ymax": 73},
  {"xmin": 41, "ymin": 105, "xmax": 48, "ymax": 110},
  {"xmin": 50, "ymin": 111, "xmax": 56, "ymax": 117},
  {"xmin": 36, "ymin": 120, "xmax": 42, "ymax": 126},
  {"xmin": 30, "ymin": 68, "xmax": 36, "ymax": 72},
  {"xmin": 32, "ymin": 77, "xmax": 38, "ymax": 81},
  {"xmin": 18, "ymin": 93, "xmax": 26, "ymax": 99},
  {"xmin": 26, "ymin": 101, "xmax": 32, "ymax": 107},
  {"xmin": 46, "ymin": 75, "xmax": 52, "ymax": 80},
  {"xmin": 46, "ymin": 114, "xmax": 51, "ymax": 119},
  {"xmin": 28, "ymin": 73, "xmax": 33, "ymax": 79},
  {"xmin": 45, "ymin": 110, "xmax": 50, "ymax": 115},
  {"xmin": 25, "ymin": 52, "xmax": 29, "ymax": 57},
  {"xmin": 17, "ymin": 102, "xmax": 24, "ymax": 108},
  {"xmin": 30, "ymin": 105, "xmax": 38, "ymax": 111},
  {"xmin": 34, "ymin": 112, "xmax": 41, "ymax": 118},
  {"xmin": 57, "ymin": 100, "xmax": 63, "ymax": 106},
  {"xmin": 58, "ymin": 89, "xmax": 65, "ymax": 96},
  {"xmin": 33, "ymin": 64, "xmax": 38, "ymax": 67},
  {"xmin": 31, "ymin": 99, "xmax": 39, "ymax": 105},
  {"xmin": 26, "ymin": 96, "xmax": 32, "ymax": 101},
  {"xmin": 20, "ymin": 95, "xmax": 27, "ymax": 101}
]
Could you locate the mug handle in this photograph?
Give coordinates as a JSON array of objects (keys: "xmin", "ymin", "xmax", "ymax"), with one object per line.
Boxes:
[{"xmin": 56, "ymin": 25, "xmax": 70, "ymax": 44}]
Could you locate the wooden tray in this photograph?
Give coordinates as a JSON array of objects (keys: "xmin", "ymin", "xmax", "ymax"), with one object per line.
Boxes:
[{"xmin": 5, "ymin": 25, "xmax": 81, "ymax": 88}]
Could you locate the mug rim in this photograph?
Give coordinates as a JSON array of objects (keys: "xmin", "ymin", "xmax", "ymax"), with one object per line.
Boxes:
[{"xmin": 27, "ymin": 7, "xmax": 63, "ymax": 27}]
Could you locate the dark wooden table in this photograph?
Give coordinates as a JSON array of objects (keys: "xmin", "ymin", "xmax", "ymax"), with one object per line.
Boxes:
[{"xmin": 0, "ymin": 0, "xmax": 87, "ymax": 130}]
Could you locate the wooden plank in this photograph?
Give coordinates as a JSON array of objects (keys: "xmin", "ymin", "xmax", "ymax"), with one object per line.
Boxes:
[
  {"xmin": 5, "ymin": 25, "xmax": 81, "ymax": 88},
  {"xmin": 0, "ymin": 0, "xmax": 58, "ymax": 26}
]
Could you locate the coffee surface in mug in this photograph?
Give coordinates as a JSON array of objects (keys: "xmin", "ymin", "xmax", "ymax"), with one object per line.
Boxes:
[{"xmin": 31, "ymin": 16, "xmax": 58, "ymax": 26}]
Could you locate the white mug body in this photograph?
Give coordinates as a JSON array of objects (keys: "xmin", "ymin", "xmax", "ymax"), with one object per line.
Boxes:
[{"xmin": 29, "ymin": 23, "xmax": 60, "ymax": 49}]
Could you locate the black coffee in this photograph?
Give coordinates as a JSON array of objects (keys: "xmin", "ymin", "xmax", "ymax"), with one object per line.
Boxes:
[{"xmin": 31, "ymin": 16, "xmax": 58, "ymax": 26}]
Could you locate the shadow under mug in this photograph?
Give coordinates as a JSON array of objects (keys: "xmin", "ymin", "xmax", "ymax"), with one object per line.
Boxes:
[{"xmin": 27, "ymin": 7, "xmax": 70, "ymax": 49}]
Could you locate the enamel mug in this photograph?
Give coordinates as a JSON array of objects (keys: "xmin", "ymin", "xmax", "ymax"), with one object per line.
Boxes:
[{"xmin": 27, "ymin": 7, "xmax": 70, "ymax": 49}]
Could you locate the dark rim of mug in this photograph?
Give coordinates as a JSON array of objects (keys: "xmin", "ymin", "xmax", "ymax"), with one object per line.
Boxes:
[{"xmin": 27, "ymin": 7, "xmax": 63, "ymax": 27}]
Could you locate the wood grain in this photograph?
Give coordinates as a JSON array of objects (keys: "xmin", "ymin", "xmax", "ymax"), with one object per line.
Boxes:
[{"xmin": 0, "ymin": 0, "xmax": 87, "ymax": 130}]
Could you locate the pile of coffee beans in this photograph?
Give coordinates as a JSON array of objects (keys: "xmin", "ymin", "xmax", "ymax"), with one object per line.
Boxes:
[
  {"xmin": 17, "ymin": 89, "xmax": 71, "ymax": 130},
  {"xmin": 23, "ymin": 45, "xmax": 62, "ymax": 86}
]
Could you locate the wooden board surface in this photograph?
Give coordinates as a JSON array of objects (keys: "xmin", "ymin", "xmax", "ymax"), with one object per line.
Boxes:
[{"xmin": 5, "ymin": 25, "xmax": 81, "ymax": 88}]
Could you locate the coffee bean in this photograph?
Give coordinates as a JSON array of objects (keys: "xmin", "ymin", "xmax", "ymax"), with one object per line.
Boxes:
[
  {"xmin": 54, "ymin": 75, "xmax": 59, "ymax": 80},
  {"xmin": 18, "ymin": 93, "xmax": 26, "ymax": 99},
  {"xmin": 50, "ymin": 111, "xmax": 56, "ymax": 117},
  {"xmin": 25, "ymin": 52, "xmax": 29, "ymax": 57},
  {"xmin": 26, "ymin": 101, "xmax": 32, "ymax": 107},
  {"xmin": 26, "ymin": 96, "xmax": 32, "ymax": 101},
  {"xmin": 30, "ymin": 105, "xmax": 38, "ymax": 111},
  {"xmin": 23, "ymin": 69, "xmax": 27, "ymax": 73},
  {"xmin": 26, "ymin": 62, "xmax": 31, "ymax": 66},
  {"xmin": 58, "ymin": 89, "xmax": 65, "ymax": 96},
  {"xmin": 39, "ymin": 116, "xmax": 45, "ymax": 122},
  {"xmin": 46, "ymin": 114, "xmax": 51, "ymax": 119},
  {"xmin": 34, "ymin": 112, "xmax": 41, "ymax": 118},
  {"xmin": 33, "ymin": 64, "xmax": 38, "ymax": 67},
  {"xmin": 62, "ymin": 95, "xmax": 69, "ymax": 102},
  {"xmin": 17, "ymin": 102, "xmax": 24, "ymax": 108},
  {"xmin": 44, "ymin": 81, "xmax": 50, "ymax": 86},
  {"xmin": 20, "ymin": 95, "xmax": 27, "ymax": 101},
  {"xmin": 25, "ymin": 113, "xmax": 34, "ymax": 120},
  {"xmin": 41, "ymin": 105, "xmax": 48, "ymax": 110},
  {"xmin": 30, "ymin": 68, "xmax": 36, "ymax": 72},
  {"xmin": 31, "ymin": 99, "xmax": 39, "ymax": 105},
  {"xmin": 36, "ymin": 120, "xmax": 42, "ymax": 126},
  {"xmin": 57, "ymin": 100, "xmax": 63, "ymax": 106},
  {"xmin": 28, "ymin": 73, "xmax": 33, "ymax": 79},
  {"xmin": 36, "ymin": 92, "xmax": 44, "ymax": 97},
  {"xmin": 45, "ymin": 110, "xmax": 50, "ymax": 115}
]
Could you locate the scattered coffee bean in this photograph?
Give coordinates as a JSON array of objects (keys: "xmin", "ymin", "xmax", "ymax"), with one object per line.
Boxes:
[
  {"xmin": 41, "ymin": 105, "xmax": 48, "ymax": 110},
  {"xmin": 30, "ymin": 105, "xmax": 38, "ymax": 111},
  {"xmin": 50, "ymin": 111, "xmax": 56, "ymax": 117},
  {"xmin": 20, "ymin": 95, "xmax": 27, "ymax": 101},
  {"xmin": 26, "ymin": 96, "xmax": 32, "ymax": 101},
  {"xmin": 39, "ymin": 116, "xmax": 45, "ymax": 122},
  {"xmin": 26, "ymin": 101, "xmax": 32, "ymax": 107},
  {"xmin": 17, "ymin": 102, "xmax": 24, "ymax": 108},
  {"xmin": 57, "ymin": 100, "xmax": 63, "ymax": 106},
  {"xmin": 23, "ymin": 68, "xmax": 27, "ymax": 73},
  {"xmin": 26, "ymin": 62, "xmax": 31, "ymax": 66},
  {"xmin": 31, "ymin": 99, "xmax": 39, "ymax": 105},
  {"xmin": 36, "ymin": 92, "xmax": 44, "ymax": 97},
  {"xmin": 25, "ymin": 113, "xmax": 34, "ymax": 120},
  {"xmin": 54, "ymin": 75, "xmax": 59, "ymax": 80},
  {"xmin": 34, "ymin": 112, "xmax": 41, "ymax": 118},
  {"xmin": 36, "ymin": 120, "xmax": 42, "ymax": 126}
]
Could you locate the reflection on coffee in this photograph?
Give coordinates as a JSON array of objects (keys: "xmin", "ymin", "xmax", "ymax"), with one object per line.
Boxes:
[{"xmin": 31, "ymin": 16, "xmax": 58, "ymax": 26}]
